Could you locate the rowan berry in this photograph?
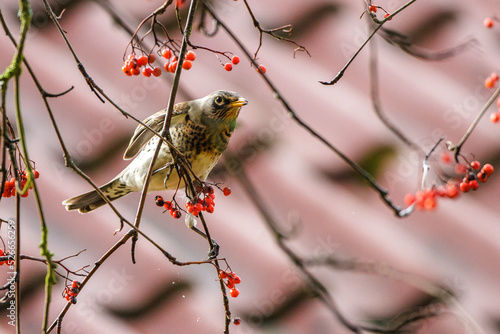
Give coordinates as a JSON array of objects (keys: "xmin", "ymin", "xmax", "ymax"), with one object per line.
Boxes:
[
  {"xmin": 257, "ymin": 64, "xmax": 266, "ymax": 74},
  {"xmin": 155, "ymin": 196, "xmax": 165, "ymax": 207},
  {"xmin": 226, "ymin": 280, "xmax": 235, "ymax": 289},
  {"xmin": 230, "ymin": 288, "xmax": 239, "ymax": 298},
  {"xmin": 231, "ymin": 55, "xmax": 240, "ymax": 65},
  {"xmin": 130, "ymin": 68, "xmax": 140, "ymax": 76},
  {"xmin": 223, "ymin": 187, "xmax": 231, "ymax": 196},
  {"xmin": 162, "ymin": 48, "xmax": 172, "ymax": 59},
  {"xmin": 233, "ymin": 317, "xmax": 241, "ymax": 326},
  {"xmin": 185, "ymin": 50, "xmax": 196, "ymax": 61},
  {"xmin": 369, "ymin": 5, "xmax": 377, "ymax": 12},
  {"xmin": 182, "ymin": 60, "xmax": 192, "ymax": 70},
  {"xmin": 172, "ymin": 210, "xmax": 181, "ymax": 219},
  {"xmin": 206, "ymin": 205, "xmax": 214, "ymax": 213},
  {"xmin": 224, "ymin": 63, "xmax": 233, "ymax": 71},
  {"xmin": 477, "ymin": 172, "xmax": 488, "ymax": 182},
  {"xmin": 446, "ymin": 182, "xmax": 459, "ymax": 198},
  {"xmin": 459, "ymin": 181, "xmax": 470, "ymax": 193},
  {"xmin": 164, "ymin": 201, "xmax": 173, "ymax": 210},
  {"xmin": 142, "ymin": 67, "xmax": 153, "ymax": 77},
  {"xmin": 404, "ymin": 193, "xmax": 416, "ymax": 206},
  {"xmin": 194, "ymin": 203, "xmax": 204, "ymax": 212},
  {"xmin": 440, "ymin": 152, "xmax": 450, "ymax": 163},
  {"xmin": 169, "ymin": 61, "xmax": 178, "ymax": 73},
  {"xmin": 492, "ymin": 73, "xmax": 499, "ymax": 82},
  {"xmin": 481, "ymin": 163, "xmax": 494, "ymax": 176},
  {"xmin": 384, "ymin": 13, "xmax": 392, "ymax": 20},
  {"xmin": 469, "ymin": 179, "xmax": 479, "ymax": 190},
  {"xmin": 485, "ymin": 77, "xmax": 495, "ymax": 88},
  {"xmin": 148, "ymin": 54, "xmax": 156, "ymax": 63},
  {"xmin": 484, "ymin": 17, "xmax": 494, "ymax": 28},
  {"xmin": 470, "ymin": 161, "xmax": 480, "ymax": 170},
  {"xmin": 33, "ymin": 169, "xmax": 40, "ymax": 179},
  {"xmin": 152, "ymin": 67, "xmax": 162, "ymax": 77},
  {"xmin": 233, "ymin": 275, "xmax": 241, "ymax": 284},
  {"xmin": 490, "ymin": 112, "xmax": 499, "ymax": 123},
  {"xmin": 219, "ymin": 270, "xmax": 228, "ymax": 279},
  {"xmin": 137, "ymin": 55, "xmax": 148, "ymax": 66}
]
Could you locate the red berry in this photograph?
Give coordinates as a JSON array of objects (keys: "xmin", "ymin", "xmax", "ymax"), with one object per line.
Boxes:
[
  {"xmin": 490, "ymin": 112, "xmax": 500, "ymax": 123},
  {"xmin": 440, "ymin": 152, "xmax": 450, "ymax": 163},
  {"xmin": 155, "ymin": 196, "xmax": 165, "ymax": 207},
  {"xmin": 162, "ymin": 48, "xmax": 172, "ymax": 59},
  {"xmin": 223, "ymin": 187, "xmax": 231, "ymax": 196},
  {"xmin": 257, "ymin": 64, "xmax": 266, "ymax": 74},
  {"xmin": 404, "ymin": 193, "xmax": 416, "ymax": 206},
  {"xmin": 206, "ymin": 205, "xmax": 214, "ymax": 213},
  {"xmin": 224, "ymin": 63, "xmax": 233, "ymax": 71},
  {"xmin": 130, "ymin": 68, "xmax": 140, "ymax": 76},
  {"xmin": 219, "ymin": 270, "xmax": 228, "ymax": 279},
  {"xmin": 384, "ymin": 13, "xmax": 392, "ymax": 20},
  {"xmin": 148, "ymin": 54, "xmax": 156, "ymax": 63},
  {"xmin": 477, "ymin": 172, "xmax": 488, "ymax": 183},
  {"xmin": 484, "ymin": 17, "xmax": 494, "ymax": 28},
  {"xmin": 182, "ymin": 60, "xmax": 192, "ymax": 70},
  {"xmin": 185, "ymin": 50, "xmax": 196, "ymax": 61},
  {"xmin": 169, "ymin": 61, "xmax": 178, "ymax": 73},
  {"xmin": 72, "ymin": 281, "xmax": 80, "ymax": 288},
  {"xmin": 152, "ymin": 67, "xmax": 162, "ymax": 77},
  {"xmin": 226, "ymin": 280, "xmax": 235, "ymax": 289},
  {"xmin": 136, "ymin": 55, "xmax": 148, "ymax": 66},
  {"xmin": 423, "ymin": 197, "xmax": 436, "ymax": 210},
  {"xmin": 0, "ymin": 248, "xmax": 4, "ymax": 256},
  {"xmin": 459, "ymin": 181, "xmax": 470, "ymax": 193},
  {"xmin": 470, "ymin": 161, "xmax": 481, "ymax": 170},
  {"xmin": 194, "ymin": 203, "xmax": 204, "ymax": 212},
  {"xmin": 485, "ymin": 77, "xmax": 495, "ymax": 88},
  {"xmin": 481, "ymin": 163, "xmax": 494, "ymax": 176},
  {"xmin": 173, "ymin": 210, "xmax": 181, "ymax": 219},
  {"xmin": 233, "ymin": 317, "xmax": 241, "ymax": 326},
  {"xmin": 229, "ymin": 288, "xmax": 239, "ymax": 298},
  {"xmin": 492, "ymin": 73, "xmax": 500, "ymax": 82},
  {"xmin": 142, "ymin": 67, "xmax": 153, "ymax": 77},
  {"xmin": 231, "ymin": 55, "xmax": 240, "ymax": 65},
  {"xmin": 469, "ymin": 180, "xmax": 479, "ymax": 190},
  {"xmin": 233, "ymin": 275, "xmax": 241, "ymax": 284},
  {"xmin": 368, "ymin": 5, "xmax": 377, "ymax": 13},
  {"xmin": 164, "ymin": 201, "xmax": 173, "ymax": 210},
  {"xmin": 446, "ymin": 182, "xmax": 459, "ymax": 198}
]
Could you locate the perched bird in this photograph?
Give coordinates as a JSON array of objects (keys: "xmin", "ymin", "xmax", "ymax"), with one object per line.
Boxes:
[{"xmin": 63, "ymin": 90, "xmax": 247, "ymax": 213}]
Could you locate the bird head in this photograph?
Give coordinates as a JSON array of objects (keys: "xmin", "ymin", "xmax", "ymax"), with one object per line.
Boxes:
[{"xmin": 190, "ymin": 90, "xmax": 247, "ymax": 129}]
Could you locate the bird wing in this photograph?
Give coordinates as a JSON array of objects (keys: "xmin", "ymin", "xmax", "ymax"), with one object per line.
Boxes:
[{"xmin": 123, "ymin": 102, "xmax": 190, "ymax": 160}]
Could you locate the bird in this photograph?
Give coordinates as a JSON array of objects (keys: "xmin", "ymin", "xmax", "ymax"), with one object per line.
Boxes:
[{"xmin": 63, "ymin": 90, "xmax": 247, "ymax": 214}]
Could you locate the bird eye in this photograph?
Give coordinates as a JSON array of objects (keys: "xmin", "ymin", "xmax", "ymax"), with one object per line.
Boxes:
[{"xmin": 214, "ymin": 96, "xmax": 224, "ymax": 105}]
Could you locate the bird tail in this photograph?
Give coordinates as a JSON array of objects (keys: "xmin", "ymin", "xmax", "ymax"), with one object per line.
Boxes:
[{"xmin": 62, "ymin": 179, "xmax": 132, "ymax": 213}]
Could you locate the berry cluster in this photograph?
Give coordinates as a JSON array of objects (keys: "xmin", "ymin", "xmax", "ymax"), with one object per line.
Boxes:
[
  {"xmin": 2, "ymin": 169, "xmax": 40, "ymax": 198},
  {"xmin": 404, "ymin": 180, "xmax": 460, "ymax": 210},
  {"xmin": 404, "ymin": 158, "xmax": 494, "ymax": 210},
  {"xmin": 459, "ymin": 161, "xmax": 494, "ymax": 192},
  {"xmin": 367, "ymin": 4, "xmax": 391, "ymax": 20},
  {"xmin": 0, "ymin": 248, "xmax": 13, "ymax": 266},
  {"xmin": 219, "ymin": 269, "xmax": 241, "ymax": 298},
  {"xmin": 155, "ymin": 185, "xmax": 231, "ymax": 218},
  {"xmin": 484, "ymin": 72, "xmax": 499, "ymax": 89},
  {"xmin": 122, "ymin": 53, "xmax": 161, "ymax": 77},
  {"xmin": 163, "ymin": 49, "xmax": 197, "ymax": 73},
  {"xmin": 155, "ymin": 196, "xmax": 182, "ymax": 219},
  {"xmin": 63, "ymin": 280, "xmax": 81, "ymax": 304},
  {"xmin": 223, "ymin": 56, "xmax": 240, "ymax": 72}
]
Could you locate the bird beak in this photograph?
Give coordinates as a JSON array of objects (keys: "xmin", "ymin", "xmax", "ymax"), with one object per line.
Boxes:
[{"xmin": 230, "ymin": 98, "xmax": 248, "ymax": 107}]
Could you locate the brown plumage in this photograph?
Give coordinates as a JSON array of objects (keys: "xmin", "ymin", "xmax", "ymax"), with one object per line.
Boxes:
[{"xmin": 63, "ymin": 90, "xmax": 247, "ymax": 213}]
